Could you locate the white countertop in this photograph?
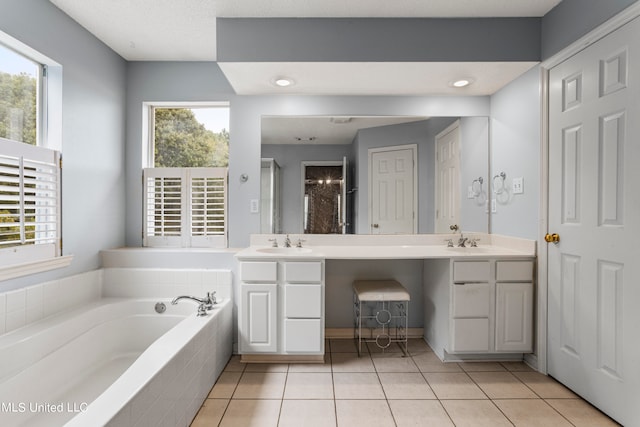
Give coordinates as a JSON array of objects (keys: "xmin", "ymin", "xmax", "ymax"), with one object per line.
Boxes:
[{"xmin": 235, "ymin": 233, "xmax": 536, "ymax": 260}]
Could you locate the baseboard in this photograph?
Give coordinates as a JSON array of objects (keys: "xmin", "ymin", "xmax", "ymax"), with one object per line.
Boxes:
[
  {"xmin": 325, "ymin": 327, "xmax": 424, "ymax": 339},
  {"xmin": 240, "ymin": 354, "xmax": 325, "ymax": 363}
]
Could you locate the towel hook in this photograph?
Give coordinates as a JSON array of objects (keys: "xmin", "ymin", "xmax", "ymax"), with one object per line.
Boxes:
[
  {"xmin": 471, "ymin": 177, "xmax": 484, "ymax": 197},
  {"xmin": 493, "ymin": 172, "xmax": 506, "ymax": 194}
]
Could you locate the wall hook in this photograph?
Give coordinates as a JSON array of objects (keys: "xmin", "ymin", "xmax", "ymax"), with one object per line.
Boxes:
[{"xmin": 493, "ymin": 172, "xmax": 506, "ymax": 194}]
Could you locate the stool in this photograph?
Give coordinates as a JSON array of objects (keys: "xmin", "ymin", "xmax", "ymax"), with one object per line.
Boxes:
[{"xmin": 353, "ymin": 280, "xmax": 410, "ymax": 356}]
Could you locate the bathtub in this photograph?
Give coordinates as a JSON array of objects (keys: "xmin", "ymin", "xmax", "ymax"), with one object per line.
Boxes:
[{"xmin": 0, "ymin": 297, "xmax": 232, "ymax": 427}]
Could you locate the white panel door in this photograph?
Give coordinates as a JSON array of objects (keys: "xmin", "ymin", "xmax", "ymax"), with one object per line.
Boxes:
[
  {"xmin": 369, "ymin": 146, "xmax": 416, "ymax": 234},
  {"xmin": 435, "ymin": 123, "xmax": 460, "ymax": 233},
  {"xmin": 240, "ymin": 284, "xmax": 278, "ymax": 353},
  {"xmin": 548, "ymin": 16, "xmax": 640, "ymax": 426}
]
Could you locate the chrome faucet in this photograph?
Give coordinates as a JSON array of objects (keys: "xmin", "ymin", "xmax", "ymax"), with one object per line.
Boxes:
[
  {"xmin": 171, "ymin": 292, "xmax": 217, "ymax": 316},
  {"xmin": 469, "ymin": 237, "xmax": 480, "ymax": 247},
  {"xmin": 457, "ymin": 234, "xmax": 468, "ymax": 248},
  {"xmin": 284, "ymin": 234, "xmax": 292, "ymax": 248}
]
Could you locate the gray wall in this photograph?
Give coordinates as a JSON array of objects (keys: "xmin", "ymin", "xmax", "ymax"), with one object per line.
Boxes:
[
  {"xmin": 542, "ymin": 0, "xmax": 638, "ymax": 59},
  {"xmin": 0, "ymin": 0, "xmax": 127, "ymax": 291},
  {"xmin": 459, "ymin": 116, "xmax": 490, "ymax": 233},
  {"xmin": 218, "ymin": 18, "xmax": 541, "ymax": 62},
  {"xmin": 490, "ymin": 66, "xmax": 541, "ymax": 239}
]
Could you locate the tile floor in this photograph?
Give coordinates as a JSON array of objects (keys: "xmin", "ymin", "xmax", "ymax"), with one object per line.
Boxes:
[{"xmin": 191, "ymin": 339, "xmax": 619, "ymax": 427}]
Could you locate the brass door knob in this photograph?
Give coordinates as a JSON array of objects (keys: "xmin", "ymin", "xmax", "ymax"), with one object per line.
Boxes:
[{"xmin": 545, "ymin": 233, "xmax": 560, "ymax": 243}]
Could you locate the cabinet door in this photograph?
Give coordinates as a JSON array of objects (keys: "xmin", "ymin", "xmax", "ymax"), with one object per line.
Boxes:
[
  {"xmin": 495, "ymin": 282, "xmax": 533, "ymax": 352},
  {"xmin": 240, "ymin": 284, "xmax": 277, "ymax": 353},
  {"xmin": 451, "ymin": 318, "xmax": 490, "ymax": 352},
  {"xmin": 284, "ymin": 319, "xmax": 323, "ymax": 353},
  {"xmin": 452, "ymin": 283, "xmax": 491, "ymax": 317},
  {"xmin": 285, "ymin": 284, "xmax": 322, "ymax": 318}
]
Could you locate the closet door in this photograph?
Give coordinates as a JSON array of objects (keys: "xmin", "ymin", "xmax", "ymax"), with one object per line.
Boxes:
[{"xmin": 547, "ymin": 16, "xmax": 640, "ymax": 426}]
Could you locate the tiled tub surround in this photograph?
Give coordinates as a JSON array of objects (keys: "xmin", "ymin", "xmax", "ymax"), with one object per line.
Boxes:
[{"xmin": 0, "ymin": 268, "xmax": 233, "ymax": 427}]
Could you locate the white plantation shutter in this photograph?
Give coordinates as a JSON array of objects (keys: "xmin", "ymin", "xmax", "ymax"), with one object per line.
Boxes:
[
  {"xmin": 0, "ymin": 138, "xmax": 61, "ymax": 266},
  {"xmin": 143, "ymin": 167, "xmax": 227, "ymax": 247}
]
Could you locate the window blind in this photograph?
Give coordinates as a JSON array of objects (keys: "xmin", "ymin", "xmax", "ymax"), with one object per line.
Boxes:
[
  {"xmin": 143, "ymin": 167, "xmax": 227, "ymax": 248},
  {"xmin": 0, "ymin": 138, "xmax": 60, "ymax": 266}
]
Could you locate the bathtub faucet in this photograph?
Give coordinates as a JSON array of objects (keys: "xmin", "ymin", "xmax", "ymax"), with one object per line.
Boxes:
[{"xmin": 171, "ymin": 292, "xmax": 217, "ymax": 316}]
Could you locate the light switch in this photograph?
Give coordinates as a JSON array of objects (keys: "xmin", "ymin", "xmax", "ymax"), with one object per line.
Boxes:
[
  {"xmin": 250, "ymin": 199, "xmax": 259, "ymax": 213},
  {"xmin": 467, "ymin": 186, "xmax": 475, "ymax": 199},
  {"xmin": 512, "ymin": 177, "xmax": 524, "ymax": 194},
  {"xmin": 491, "ymin": 199, "xmax": 497, "ymax": 213}
]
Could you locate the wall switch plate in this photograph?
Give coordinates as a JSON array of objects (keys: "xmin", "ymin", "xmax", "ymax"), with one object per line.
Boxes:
[
  {"xmin": 512, "ymin": 177, "xmax": 524, "ymax": 194},
  {"xmin": 491, "ymin": 199, "xmax": 497, "ymax": 213},
  {"xmin": 467, "ymin": 186, "xmax": 475, "ymax": 199},
  {"xmin": 250, "ymin": 199, "xmax": 259, "ymax": 213}
]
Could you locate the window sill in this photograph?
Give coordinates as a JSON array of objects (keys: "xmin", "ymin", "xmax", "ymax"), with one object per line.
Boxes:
[{"xmin": 0, "ymin": 255, "xmax": 74, "ymax": 282}]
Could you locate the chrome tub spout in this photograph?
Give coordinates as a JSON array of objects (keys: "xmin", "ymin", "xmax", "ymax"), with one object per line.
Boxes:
[{"xmin": 171, "ymin": 292, "xmax": 217, "ymax": 316}]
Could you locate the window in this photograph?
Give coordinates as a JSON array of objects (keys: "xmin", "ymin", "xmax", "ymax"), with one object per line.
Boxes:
[
  {"xmin": 143, "ymin": 105, "xmax": 229, "ymax": 248},
  {"xmin": 0, "ymin": 39, "xmax": 63, "ymax": 273}
]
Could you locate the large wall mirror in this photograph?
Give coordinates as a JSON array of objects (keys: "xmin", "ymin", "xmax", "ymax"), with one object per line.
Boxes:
[{"xmin": 260, "ymin": 115, "xmax": 489, "ymax": 235}]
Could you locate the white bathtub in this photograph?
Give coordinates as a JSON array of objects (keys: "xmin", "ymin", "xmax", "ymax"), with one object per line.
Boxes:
[{"xmin": 0, "ymin": 297, "xmax": 232, "ymax": 427}]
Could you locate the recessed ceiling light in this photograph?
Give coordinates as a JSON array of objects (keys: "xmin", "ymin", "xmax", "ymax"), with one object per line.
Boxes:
[
  {"xmin": 273, "ymin": 77, "xmax": 294, "ymax": 87},
  {"xmin": 451, "ymin": 79, "xmax": 473, "ymax": 88}
]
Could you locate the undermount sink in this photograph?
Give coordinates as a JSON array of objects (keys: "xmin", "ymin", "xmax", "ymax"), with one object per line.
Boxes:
[{"xmin": 256, "ymin": 247, "xmax": 313, "ymax": 254}]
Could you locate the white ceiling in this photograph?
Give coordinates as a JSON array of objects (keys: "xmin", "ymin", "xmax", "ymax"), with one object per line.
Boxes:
[{"xmin": 48, "ymin": 0, "xmax": 560, "ymax": 96}]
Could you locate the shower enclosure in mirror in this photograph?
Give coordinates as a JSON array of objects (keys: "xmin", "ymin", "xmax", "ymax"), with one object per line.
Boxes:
[
  {"xmin": 260, "ymin": 115, "xmax": 489, "ymax": 235},
  {"xmin": 260, "ymin": 158, "xmax": 281, "ymax": 233}
]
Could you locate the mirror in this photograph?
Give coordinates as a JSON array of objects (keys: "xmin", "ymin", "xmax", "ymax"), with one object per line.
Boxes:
[{"xmin": 261, "ymin": 115, "xmax": 489, "ymax": 234}]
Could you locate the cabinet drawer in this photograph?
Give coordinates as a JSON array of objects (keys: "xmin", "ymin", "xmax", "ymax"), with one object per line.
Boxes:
[
  {"xmin": 284, "ymin": 319, "xmax": 323, "ymax": 353},
  {"xmin": 452, "ymin": 283, "xmax": 491, "ymax": 317},
  {"xmin": 285, "ymin": 284, "xmax": 322, "ymax": 318},
  {"xmin": 240, "ymin": 262, "xmax": 278, "ymax": 282},
  {"xmin": 453, "ymin": 261, "xmax": 490, "ymax": 282},
  {"xmin": 451, "ymin": 318, "xmax": 490, "ymax": 352},
  {"xmin": 496, "ymin": 261, "xmax": 534, "ymax": 281},
  {"xmin": 284, "ymin": 262, "xmax": 322, "ymax": 283}
]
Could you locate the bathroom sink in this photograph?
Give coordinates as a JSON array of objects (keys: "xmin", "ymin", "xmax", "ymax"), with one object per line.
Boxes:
[{"xmin": 257, "ymin": 247, "xmax": 313, "ymax": 255}]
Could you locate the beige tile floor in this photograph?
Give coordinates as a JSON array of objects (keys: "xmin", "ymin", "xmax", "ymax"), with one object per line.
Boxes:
[{"xmin": 191, "ymin": 339, "xmax": 620, "ymax": 427}]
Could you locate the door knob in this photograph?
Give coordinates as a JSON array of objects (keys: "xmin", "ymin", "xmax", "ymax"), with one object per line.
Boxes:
[
  {"xmin": 544, "ymin": 233, "xmax": 560, "ymax": 243},
  {"xmin": 372, "ymin": 224, "xmax": 379, "ymax": 228}
]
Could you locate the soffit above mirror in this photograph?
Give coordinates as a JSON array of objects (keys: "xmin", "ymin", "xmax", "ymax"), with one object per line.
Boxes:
[{"xmin": 49, "ymin": 1, "xmax": 561, "ymax": 61}]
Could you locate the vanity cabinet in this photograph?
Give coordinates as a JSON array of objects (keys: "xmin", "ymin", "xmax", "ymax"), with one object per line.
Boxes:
[
  {"xmin": 449, "ymin": 259, "xmax": 534, "ymax": 355},
  {"xmin": 238, "ymin": 258, "xmax": 324, "ymax": 356}
]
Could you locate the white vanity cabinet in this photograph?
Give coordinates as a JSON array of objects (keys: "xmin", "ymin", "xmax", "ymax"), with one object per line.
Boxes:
[
  {"xmin": 449, "ymin": 259, "xmax": 534, "ymax": 355},
  {"xmin": 238, "ymin": 258, "xmax": 324, "ymax": 356}
]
